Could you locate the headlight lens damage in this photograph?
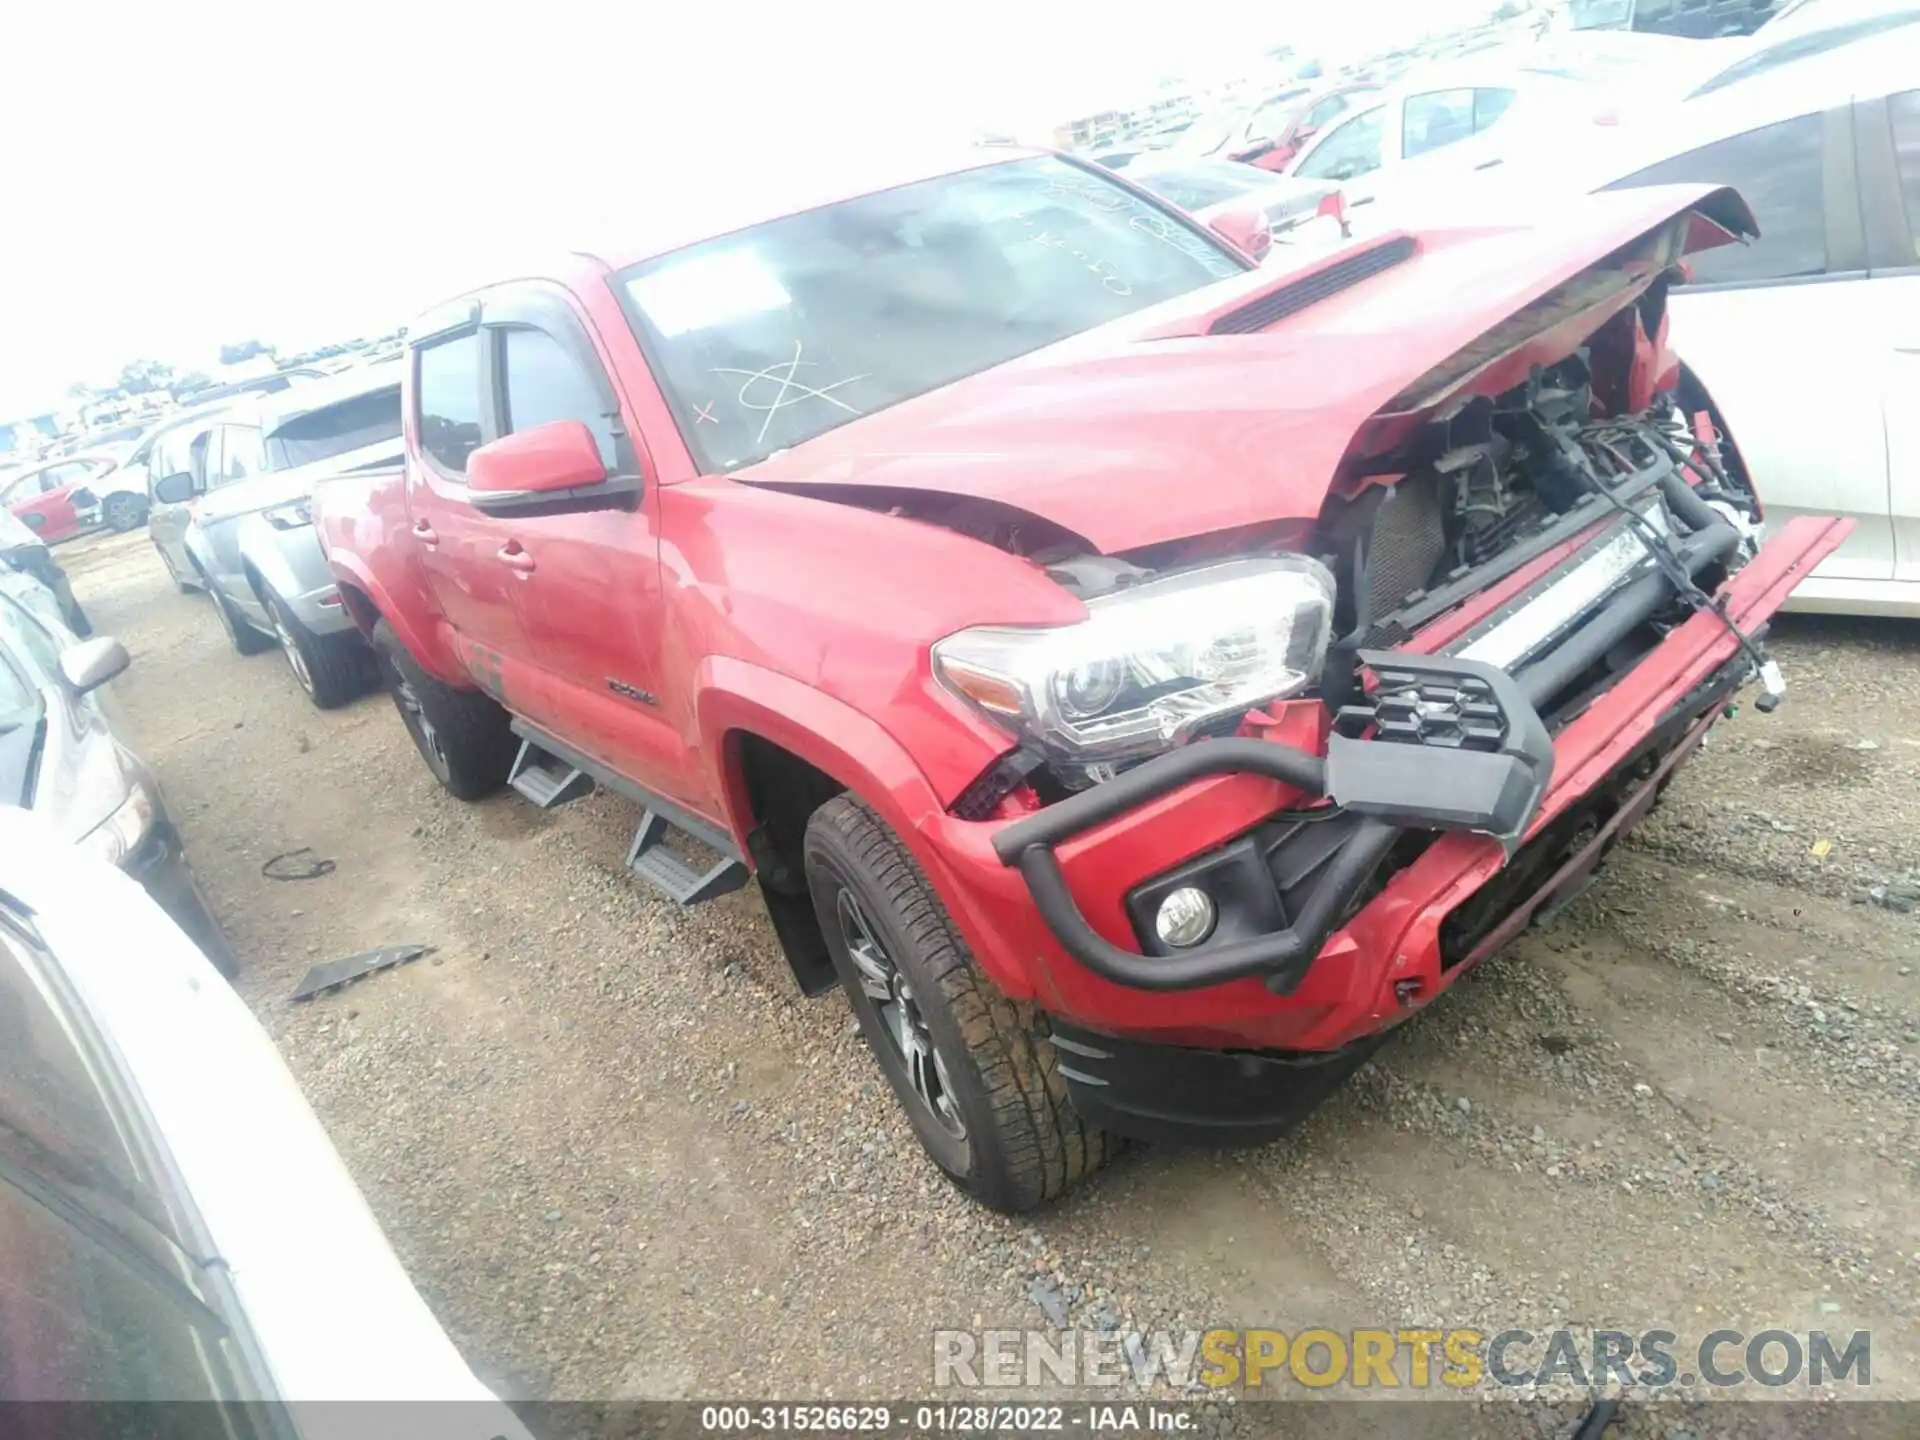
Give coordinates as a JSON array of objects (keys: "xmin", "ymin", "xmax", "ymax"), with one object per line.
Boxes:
[
  {"xmin": 77, "ymin": 782, "xmax": 156, "ymax": 867},
  {"xmin": 933, "ymin": 556, "xmax": 1335, "ymax": 763}
]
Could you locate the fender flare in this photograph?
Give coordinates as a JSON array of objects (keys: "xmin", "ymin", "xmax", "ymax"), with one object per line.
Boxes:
[
  {"xmin": 694, "ymin": 658, "xmax": 1030, "ymax": 995},
  {"xmin": 324, "ymin": 548, "xmax": 464, "ymax": 684},
  {"xmin": 697, "ymin": 657, "xmax": 946, "ymax": 848}
]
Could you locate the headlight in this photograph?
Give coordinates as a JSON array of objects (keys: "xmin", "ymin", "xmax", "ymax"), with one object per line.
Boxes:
[
  {"xmin": 77, "ymin": 783, "xmax": 156, "ymax": 867},
  {"xmin": 263, "ymin": 501, "xmax": 313, "ymax": 531},
  {"xmin": 932, "ymin": 556, "xmax": 1335, "ymax": 763}
]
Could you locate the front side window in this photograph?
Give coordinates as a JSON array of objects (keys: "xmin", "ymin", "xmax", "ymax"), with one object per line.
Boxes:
[
  {"xmin": 1607, "ymin": 114, "xmax": 1826, "ymax": 283},
  {"xmin": 1296, "ymin": 107, "xmax": 1385, "ymax": 181},
  {"xmin": 1891, "ymin": 89, "xmax": 1920, "ymax": 262},
  {"xmin": 0, "ymin": 592, "xmax": 67, "ymax": 678},
  {"xmin": 264, "ymin": 388, "xmax": 401, "ymax": 471},
  {"xmin": 1403, "ymin": 90, "xmax": 1478, "ymax": 159},
  {"xmin": 619, "ymin": 155, "xmax": 1244, "ymax": 472},
  {"xmin": 220, "ymin": 427, "xmax": 263, "ymax": 482},
  {"xmin": 499, "ymin": 328, "xmax": 619, "ymax": 465},
  {"xmin": 416, "ymin": 337, "xmax": 483, "ymax": 474}
]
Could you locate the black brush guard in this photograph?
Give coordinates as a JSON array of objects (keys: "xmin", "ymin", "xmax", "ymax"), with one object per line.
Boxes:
[{"xmin": 989, "ymin": 484, "xmax": 1743, "ymax": 994}]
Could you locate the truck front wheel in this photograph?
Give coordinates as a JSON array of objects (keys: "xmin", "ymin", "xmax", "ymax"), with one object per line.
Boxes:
[
  {"xmin": 370, "ymin": 620, "xmax": 516, "ymax": 800},
  {"xmin": 803, "ymin": 795, "xmax": 1109, "ymax": 1213}
]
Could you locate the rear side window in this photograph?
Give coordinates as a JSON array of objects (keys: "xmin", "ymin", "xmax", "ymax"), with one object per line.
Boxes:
[
  {"xmin": 1892, "ymin": 90, "xmax": 1920, "ymax": 261},
  {"xmin": 416, "ymin": 336, "xmax": 483, "ymax": 474},
  {"xmin": 1606, "ymin": 115, "xmax": 1826, "ymax": 283},
  {"xmin": 263, "ymin": 388, "xmax": 401, "ymax": 471},
  {"xmin": 499, "ymin": 329, "xmax": 619, "ymax": 465}
]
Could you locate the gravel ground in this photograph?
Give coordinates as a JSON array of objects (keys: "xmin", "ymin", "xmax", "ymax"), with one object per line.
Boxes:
[{"xmin": 60, "ymin": 530, "xmax": 1920, "ymax": 1421}]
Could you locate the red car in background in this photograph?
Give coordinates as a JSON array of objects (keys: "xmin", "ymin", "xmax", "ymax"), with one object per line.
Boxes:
[
  {"xmin": 1, "ymin": 454, "xmax": 117, "ymax": 541},
  {"xmin": 1226, "ymin": 81, "xmax": 1385, "ymax": 171}
]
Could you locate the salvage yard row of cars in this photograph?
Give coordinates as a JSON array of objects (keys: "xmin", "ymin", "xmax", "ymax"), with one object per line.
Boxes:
[
  {"xmin": 12, "ymin": 1, "xmax": 1909, "ymax": 1222},
  {"xmin": 0, "ymin": 6, "xmax": 1908, "ymax": 1413}
]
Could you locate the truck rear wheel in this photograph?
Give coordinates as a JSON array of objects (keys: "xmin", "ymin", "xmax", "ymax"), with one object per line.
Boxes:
[
  {"xmin": 803, "ymin": 795, "xmax": 1109, "ymax": 1213},
  {"xmin": 370, "ymin": 620, "xmax": 516, "ymax": 800}
]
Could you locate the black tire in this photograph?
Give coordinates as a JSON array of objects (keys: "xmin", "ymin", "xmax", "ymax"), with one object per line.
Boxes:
[
  {"xmin": 804, "ymin": 795, "xmax": 1109, "ymax": 1213},
  {"xmin": 262, "ymin": 587, "xmax": 378, "ymax": 709},
  {"xmin": 196, "ymin": 561, "xmax": 274, "ymax": 655},
  {"xmin": 370, "ymin": 619, "xmax": 516, "ymax": 800},
  {"xmin": 101, "ymin": 493, "xmax": 146, "ymax": 532}
]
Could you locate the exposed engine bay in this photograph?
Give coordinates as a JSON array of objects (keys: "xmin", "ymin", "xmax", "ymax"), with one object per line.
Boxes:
[{"xmin": 964, "ymin": 344, "xmax": 1771, "ymax": 812}]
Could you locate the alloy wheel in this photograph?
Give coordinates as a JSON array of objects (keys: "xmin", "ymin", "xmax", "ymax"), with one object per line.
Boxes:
[
  {"xmin": 268, "ymin": 601, "xmax": 313, "ymax": 694},
  {"xmin": 836, "ymin": 888, "xmax": 966, "ymax": 1140}
]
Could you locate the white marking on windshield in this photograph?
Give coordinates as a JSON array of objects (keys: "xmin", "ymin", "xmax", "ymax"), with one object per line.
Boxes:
[{"xmin": 711, "ymin": 340, "xmax": 870, "ymax": 446}]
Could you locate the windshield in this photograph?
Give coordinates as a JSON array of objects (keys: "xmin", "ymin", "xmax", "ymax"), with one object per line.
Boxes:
[
  {"xmin": 262, "ymin": 386, "xmax": 402, "ymax": 470},
  {"xmin": 1129, "ymin": 165, "xmax": 1259, "ymax": 211},
  {"xmin": 618, "ymin": 156, "xmax": 1244, "ymax": 472}
]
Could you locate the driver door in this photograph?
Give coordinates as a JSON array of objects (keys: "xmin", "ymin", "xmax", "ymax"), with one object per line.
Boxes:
[{"xmin": 146, "ymin": 421, "xmax": 217, "ymax": 581}]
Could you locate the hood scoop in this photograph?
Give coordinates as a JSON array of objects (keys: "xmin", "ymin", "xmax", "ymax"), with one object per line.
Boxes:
[{"xmin": 1208, "ymin": 235, "xmax": 1418, "ymax": 336}]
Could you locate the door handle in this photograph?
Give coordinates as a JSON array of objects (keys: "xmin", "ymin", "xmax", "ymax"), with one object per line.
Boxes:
[
  {"xmin": 496, "ymin": 541, "xmax": 535, "ymax": 575},
  {"xmin": 1473, "ymin": 158, "xmax": 1504, "ymax": 171},
  {"xmin": 412, "ymin": 518, "xmax": 439, "ymax": 547}
]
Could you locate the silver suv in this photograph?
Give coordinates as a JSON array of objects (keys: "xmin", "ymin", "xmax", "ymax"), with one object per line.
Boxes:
[{"xmin": 150, "ymin": 363, "xmax": 401, "ymax": 707}]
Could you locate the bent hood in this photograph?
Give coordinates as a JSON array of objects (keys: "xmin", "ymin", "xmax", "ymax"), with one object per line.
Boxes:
[{"xmin": 739, "ymin": 184, "xmax": 1753, "ymax": 555}]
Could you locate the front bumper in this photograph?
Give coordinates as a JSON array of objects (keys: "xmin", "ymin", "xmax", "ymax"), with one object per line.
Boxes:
[{"xmin": 921, "ymin": 516, "xmax": 1848, "ymax": 1056}]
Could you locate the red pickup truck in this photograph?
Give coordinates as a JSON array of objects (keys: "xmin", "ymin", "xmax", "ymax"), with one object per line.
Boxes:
[{"xmin": 315, "ymin": 148, "xmax": 1845, "ymax": 1212}]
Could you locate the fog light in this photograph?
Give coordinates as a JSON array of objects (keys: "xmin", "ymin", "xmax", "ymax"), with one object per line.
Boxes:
[{"xmin": 1154, "ymin": 887, "xmax": 1216, "ymax": 949}]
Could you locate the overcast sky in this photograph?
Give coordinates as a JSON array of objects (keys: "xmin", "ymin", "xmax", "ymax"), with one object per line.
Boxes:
[{"xmin": 0, "ymin": 0, "xmax": 1480, "ymax": 417}]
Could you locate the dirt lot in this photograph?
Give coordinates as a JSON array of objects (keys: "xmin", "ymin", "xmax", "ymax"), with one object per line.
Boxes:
[{"xmin": 60, "ymin": 529, "xmax": 1920, "ymax": 1416}]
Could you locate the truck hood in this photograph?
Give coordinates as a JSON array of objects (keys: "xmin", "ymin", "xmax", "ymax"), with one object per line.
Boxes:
[{"xmin": 739, "ymin": 184, "xmax": 1752, "ymax": 555}]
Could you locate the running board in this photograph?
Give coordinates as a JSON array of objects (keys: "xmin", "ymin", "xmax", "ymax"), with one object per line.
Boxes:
[
  {"xmin": 627, "ymin": 811, "xmax": 749, "ymax": 905},
  {"xmin": 508, "ymin": 740, "xmax": 595, "ymax": 809},
  {"xmin": 508, "ymin": 721, "xmax": 749, "ymax": 907}
]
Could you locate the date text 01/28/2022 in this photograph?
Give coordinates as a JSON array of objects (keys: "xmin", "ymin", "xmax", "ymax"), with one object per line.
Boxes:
[{"xmin": 698, "ymin": 1404, "xmax": 1190, "ymax": 1432}]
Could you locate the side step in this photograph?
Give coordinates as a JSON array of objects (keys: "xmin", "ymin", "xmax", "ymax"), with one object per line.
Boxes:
[
  {"xmin": 627, "ymin": 811, "xmax": 749, "ymax": 906},
  {"xmin": 508, "ymin": 721, "xmax": 749, "ymax": 907},
  {"xmin": 508, "ymin": 740, "xmax": 595, "ymax": 809}
]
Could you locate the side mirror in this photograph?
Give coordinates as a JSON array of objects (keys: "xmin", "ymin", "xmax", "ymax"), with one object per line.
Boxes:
[
  {"xmin": 1207, "ymin": 202, "xmax": 1273, "ymax": 262},
  {"xmin": 60, "ymin": 636, "xmax": 130, "ymax": 694},
  {"xmin": 467, "ymin": 420, "xmax": 609, "ymax": 511},
  {"xmin": 153, "ymin": 471, "xmax": 198, "ymax": 504}
]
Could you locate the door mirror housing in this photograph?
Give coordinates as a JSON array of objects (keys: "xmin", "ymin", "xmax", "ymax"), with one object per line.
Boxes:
[
  {"xmin": 153, "ymin": 471, "xmax": 198, "ymax": 504},
  {"xmin": 1207, "ymin": 202, "xmax": 1273, "ymax": 262},
  {"xmin": 467, "ymin": 420, "xmax": 624, "ymax": 516},
  {"xmin": 60, "ymin": 636, "xmax": 130, "ymax": 694}
]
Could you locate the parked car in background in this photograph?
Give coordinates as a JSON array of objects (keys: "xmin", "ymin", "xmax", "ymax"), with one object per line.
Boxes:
[
  {"xmin": 140, "ymin": 403, "xmax": 252, "ymax": 590},
  {"xmin": 3, "ymin": 453, "xmax": 113, "ymax": 540},
  {"xmin": 1567, "ymin": 0, "xmax": 1780, "ymax": 34},
  {"xmin": 1230, "ymin": 81, "xmax": 1386, "ymax": 171},
  {"xmin": 0, "ymin": 506, "xmax": 90, "ymax": 634},
  {"xmin": 1284, "ymin": 68, "xmax": 1621, "ymax": 214},
  {"xmin": 1443, "ymin": 26, "xmax": 1920, "ymax": 614},
  {"xmin": 0, "ymin": 572, "xmax": 233, "ymax": 972},
  {"xmin": 0, "ymin": 808, "xmax": 530, "ymax": 1420},
  {"xmin": 151, "ymin": 364, "xmax": 399, "ymax": 706},
  {"xmin": 316, "ymin": 146, "xmax": 1842, "ymax": 1210},
  {"xmin": 1098, "ymin": 155, "xmax": 1350, "ymax": 250}
]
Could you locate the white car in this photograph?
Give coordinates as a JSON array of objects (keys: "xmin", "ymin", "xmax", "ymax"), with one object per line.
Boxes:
[
  {"xmin": 1281, "ymin": 68, "xmax": 1622, "ymax": 216},
  {"xmin": 0, "ymin": 807, "xmax": 528, "ymax": 1427},
  {"xmin": 1440, "ymin": 24, "xmax": 1920, "ymax": 614}
]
